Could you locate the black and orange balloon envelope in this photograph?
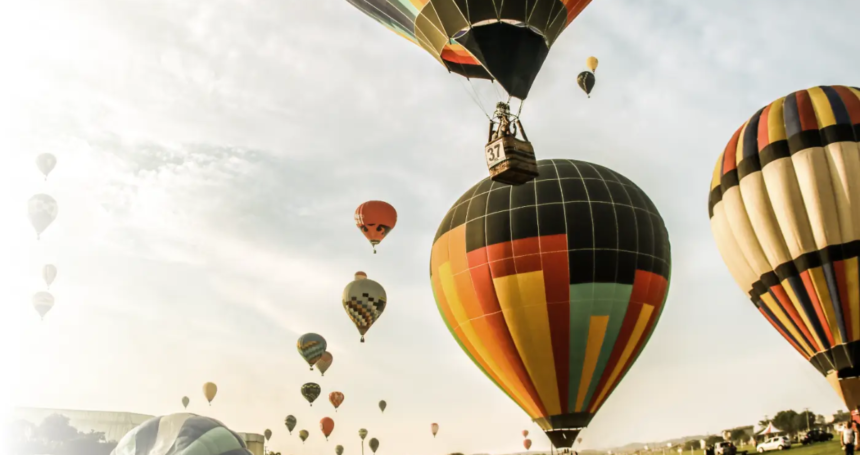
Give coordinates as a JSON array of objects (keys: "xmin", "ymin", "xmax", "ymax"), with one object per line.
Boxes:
[
  {"xmin": 355, "ymin": 201, "xmax": 397, "ymax": 253},
  {"xmin": 430, "ymin": 159, "xmax": 672, "ymax": 449},
  {"xmin": 343, "ymin": 0, "xmax": 592, "ymax": 101},
  {"xmin": 708, "ymin": 85, "xmax": 860, "ymax": 416}
]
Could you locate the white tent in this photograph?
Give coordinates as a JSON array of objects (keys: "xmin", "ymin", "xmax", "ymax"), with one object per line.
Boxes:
[{"xmin": 756, "ymin": 422, "xmax": 783, "ymax": 436}]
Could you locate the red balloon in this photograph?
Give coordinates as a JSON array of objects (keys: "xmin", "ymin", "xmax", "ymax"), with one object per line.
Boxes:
[
  {"xmin": 329, "ymin": 391, "xmax": 344, "ymax": 410},
  {"xmin": 523, "ymin": 430, "xmax": 529, "ymax": 438},
  {"xmin": 355, "ymin": 201, "xmax": 397, "ymax": 253},
  {"xmin": 524, "ymin": 439, "xmax": 532, "ymax": 450},
  {"xmin": 320, "ymin": 417, "xmax": 335, "ymax": 440}
]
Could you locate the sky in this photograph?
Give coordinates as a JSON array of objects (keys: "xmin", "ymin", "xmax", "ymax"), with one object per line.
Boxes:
[{"xmin": 0, "ymin": 0, "xmax": 858, "ymax": 454}]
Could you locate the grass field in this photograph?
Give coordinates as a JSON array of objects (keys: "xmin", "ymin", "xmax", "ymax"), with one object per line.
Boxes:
[{"xmin": 743, "ymin": 441, "xmax": 843, "ymax": 455}]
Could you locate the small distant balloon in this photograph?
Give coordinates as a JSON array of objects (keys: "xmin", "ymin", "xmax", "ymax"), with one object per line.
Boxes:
[
  {"xmin": 32, "ymin": 291, "xmax": 54, "ymax": 320},
  {"xmin": 329, "ymin": 391, "xmax": 344, "ymax": 411},
  {"xmin": 586, "ymin": 56, "xmax": 599, "ymax": 72},
  {"xmin": 431, "ymin": 423, "xmax": 438, "ymax": 438},
  {"xmin": 358, "ymin": 429, "xmax": 368, "ymax": 441},
  {"xmin": 320, "ymin": 417, "xmax": 334, "ymax": 440},
  {"xmin": 524, "ymin": 439, "xmax": 532, "ymax": 450},
  {"xmin": 354, "ymin": 200, "xmax": 397, "ymax": 253},
  {"xmin": 181, "ymin": 396, "xmax": 189, "ymax": 409},
  {"xmin": 378, "ymin": 400, "xmax": 386, "ymax": 413},
  {"xmin": 343, "ymin": 273, "xmax": 387, "ymax": 342},
  {"xmin": 317, "ymin": 351, "xmax": 333, "ymax": 376},
  {"xmin": 523, "ymin": 430, "xmax": 529, "ymax": 438},
  {"xmin": 28, "ymin": 194, "xmax": 58, "ymax": 239},
  {"xmin": 299, "ymin": 429, "xmax": 309, "ymax": 443},
  {"xmin": 369, "ymin": 438, "xmax": 379, "ymax": 453},
  {"xmin": 285, "ymin": 415, "xmax": 296, "ymax": 435},
  {"xmin": 42, "ymin": 264, "xmax": 57, "ymax": 288},
  {"xmin": 577, "ymin": 71, "xmax": 596, "ymax": 98},
  {"xmin": 264, "ymin": 429, "xmax": 272, "ymax": 441},
  {"xmin": 578, "ymin": 437, "xmax": 583, "ymax": 444},
  {"xmin": 336, "ymin": 445, "xmax": 344, "ymax": 455},
  {"xmin": 302, "ymin": 383, "xmax": 321, "ymax": 406},
  {"xmin": 35, "ymin": 153, "xmax": 57, "ymax": 180},
  {"xmin": 297, "ymin": 333, "xmax": 327, "ymax": 370},
  {"xmin": 203, "ymin": 382, "xmax": 217, "ymax": 405}
]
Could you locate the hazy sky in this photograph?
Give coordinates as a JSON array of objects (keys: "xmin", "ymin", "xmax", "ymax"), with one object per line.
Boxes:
[{"xmin": 1, "ymin": 1, "xmax": 859, "ymax": 454}]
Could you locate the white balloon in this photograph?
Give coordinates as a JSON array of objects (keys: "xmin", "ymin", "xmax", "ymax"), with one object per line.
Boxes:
[
  {"xmin": 32, "ymin": 291, "xmax": 54, "ymax": 320},
  {"xmin": 28, "ymin": 194, "xmax": 58, "ymax": 238},
  {"xmin": 42, "ymin": 264, "xmax": 57, "ymax": 288},
  {"xmin": 35, "ymin": 153, "xmax": 57, "ymax": 180}
]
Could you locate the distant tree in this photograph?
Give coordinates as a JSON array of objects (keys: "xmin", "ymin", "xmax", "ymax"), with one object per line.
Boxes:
[
  {"xmin": 35, "ymin": 413, "xmax": 79, "ymax": 443},
  {"xmin": 834, "ymin": 411, "xmax": 852, "ymax": 423},
  {"xmin": 682, "ymin": 439, "xmax": 701, "ymax": 450},
  {"xmin": 729, "ymin": 429, "xmax": 748, "ymax": 443},
  {"xmin": 792, "ymin": 411, "xmax": 815, "ymax": 433},
  {"xmin": 705, "ymin": 436, "xmax": 724, "ymax": 446},
  {"xmin": 773, "ymin": 410, "xmax": 799, "ymax": 435},
  {"xmin": 3, "ymin": 413, "xmax": 117, "ymax": 455}
]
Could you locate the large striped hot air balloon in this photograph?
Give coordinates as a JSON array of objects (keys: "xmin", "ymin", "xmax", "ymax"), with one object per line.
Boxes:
[
  {"xmin": 708, "ymin": 85, "xmax": 860, "ymax": 418},
  {"xmin": 343, "ymin": 0, "xmax": 593, "ymax": 101},
  {"xmin": 111, "ymin": 414, "xmax": 251, "ymax": 455},
  {"xmin": 430, "ymin": 159, "xmax": 671, "ymax": 449}
]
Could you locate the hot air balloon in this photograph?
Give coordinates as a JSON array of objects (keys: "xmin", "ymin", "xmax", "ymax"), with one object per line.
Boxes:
[
  {"xmin": 523, "ymin": 430, "xmax": 529, "ymax": 438},
  {"xmin": 359, "ymin": 428, "xmax": 368, "ymax": 440},
  {"xmin": 355, "ymin": 201, "xmax": 397, "ymax": 253},
  {"xmin": 302, "ymin": 383, "xmax": 321, "ymax": 406},
  {"xmin": 285, "ymin": 415, "xmax": 297, "ymax": 435},
  {"xmin": 369, "ymin": 438, "xmax": 379, "ymax": 454},
  {"xmin": 524, "ymin": 439, "xmax": 533, "ymax": 450},
  {"xmin": 42, "ymin": 264, "xmax": 57, "ymax": 289},
  {"xmin": 577, "ymin": 71, "xmax": 595, "ymax": 98},
  {"xmin": 113, "ymin": 414, "xmax": 252, "ymax": 455},
  {"xmin": 317, "ymin": 352, "xmax": 333, "ymax": 376},
  {"xmin": 336, "ymin": 445, "xmax": 344, "ymax": 455},
  {"xmin": 299, "ymin": 429, "xmax": 309, "ymax": 443},
  {"xmin": 264, "ymin": 429, "xmax": 272, "ymax": 441},
  {"xmin": 430, "ymin": 159, "xmax": 672, "ymax": 449},
  {"xmin": 181, "ymin": 396, "xmax": 190, "ymax": 409},
  {"xmin": 578, "ymin": 437, "xmax": 583, "ymax": 444},
  {"xmin": 586, "ymin": 56, "xmax": 599, "ymax": 73},
  {"xmin": 28, "ymin": 194, "xmax": 58, "ymax": 239},
  {"xmin": 32, "ymin": 292, "xmax": 54, "ymax": 320},
  {"xmin": 431, "ymin": 423, "xmax": 439, "ymax": 438},
  {"xmin": 378, "ymin": 400, "xmax": 386, "ymax": 413},
  {"xmin": 344, "ymin": 0, "xmax": 590, "ymax": 102},
  {"xmin": 343, "ymin": 272, "xmax": 387, "ymax": 342},
  {"xmin": 708, "ymin": 85, "xmax": 860, "ymax": 420},
  {"xmin": 320, "ymin": 417, "xmax": 335, "ymax": 440},
  {"xmin": 203, "ymin": 382, "xmax": 217, "ymax": 405},
  {"xmin": 344, "ymin": 1, "xmax": 594, "ymax": 184},
  {"xmin": 35, "ymin": 153, "xmax": 57, "ymax": 180},
  {"xmin": 297, "ymin": 333, "xmax": 327, "ymax": 370},
  {"xmin": 329, "ymin": 391, "xmax": 344, "ymax": 411}
]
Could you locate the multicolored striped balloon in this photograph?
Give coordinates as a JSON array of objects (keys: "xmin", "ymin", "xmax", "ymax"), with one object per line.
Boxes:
[
  {"xmin": 708, "ymin": 85, "xmax": 860, "ymax": 414},
  {"xmin": 430, "ymin": 159, "xmax": 671, "ymax": 448}
]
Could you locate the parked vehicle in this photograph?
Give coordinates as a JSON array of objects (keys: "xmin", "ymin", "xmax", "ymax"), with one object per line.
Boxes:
[
  {"xmin": 714, "ymin": 442, "xmax": 733, "ymax": 455},
  {"xmin": 800, "ymin": 429, "xmax": 833, "ymax": 444},
  {"xmin": 756, "ymin": 436, "xmax": 791, "ymax": 452}
]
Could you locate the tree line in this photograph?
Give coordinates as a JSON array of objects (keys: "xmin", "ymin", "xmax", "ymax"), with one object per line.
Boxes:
[{"xmin": 1, "ymin": 413, "xmax": 118, "ymax": 455}]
